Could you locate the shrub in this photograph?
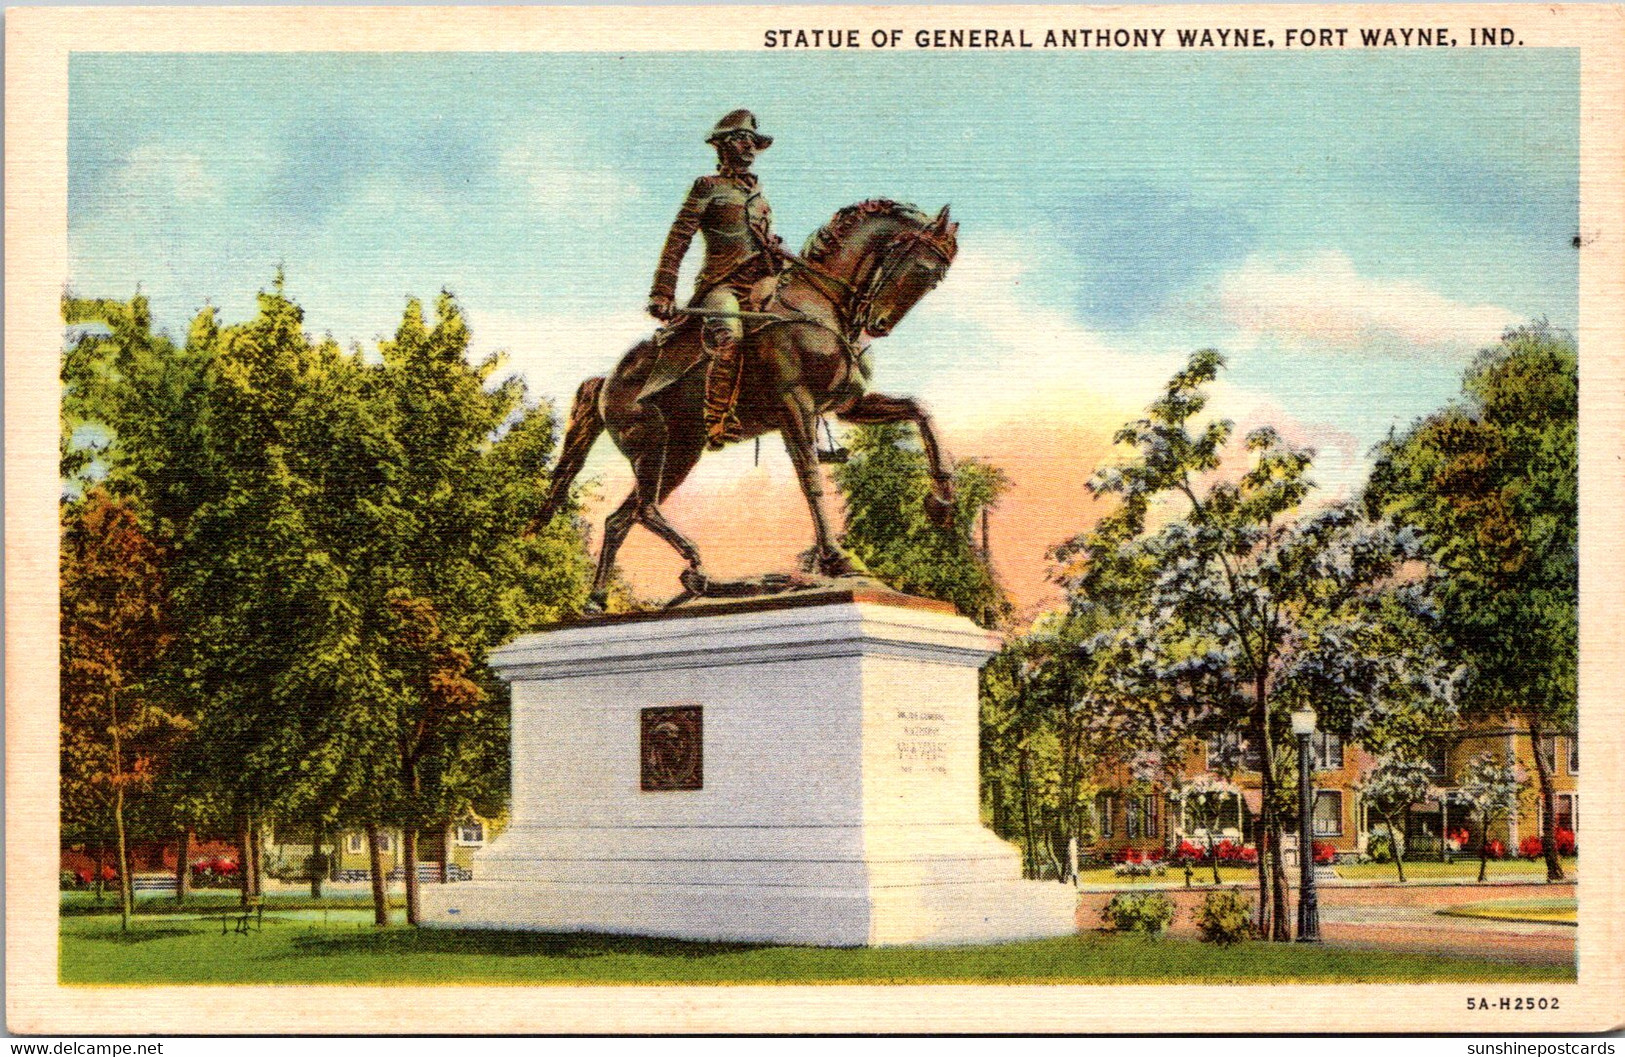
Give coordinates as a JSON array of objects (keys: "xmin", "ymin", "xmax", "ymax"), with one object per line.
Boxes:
[
  {"xmin": 1519, "ymin": 835, "xmax": 1544, "ymax": 860},
  {"xmin": 1484, "ymin": 838, "xmax": 1505, "ymax": 860},
  {"xmin": 1194, "ymin": 889, "xmax": 1253, "ymax": 946},
  {"xmin": 1556, "ymin": 828, "xmax": 1577, "ymax": 856},
  {"xmin": 1174, "ymin": 840, "xmax": 1205, "ymax": 863},
  {"xmin": 1100, "ymin": 892, "xmax": 1176, "ymax": 935},
  {"xmin": 1367, "ymin": 832, "xmax": 1395, "ymax": 863},
  {"xmin": 73, "ymin": 868, "xmax": 93, "ymax": 886},
  {"xmin": 1312, "ymin": 841, "xmax": 1337, "ymax": 865},
  {"xmin": 61, "ymin": 870, "xmax": 80, "ymax": 890}
]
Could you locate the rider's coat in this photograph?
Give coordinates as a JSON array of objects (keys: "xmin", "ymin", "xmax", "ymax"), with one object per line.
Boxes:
[{"xmin": 650, "ymin": 171, "xmax": 780, "ymax": 306}]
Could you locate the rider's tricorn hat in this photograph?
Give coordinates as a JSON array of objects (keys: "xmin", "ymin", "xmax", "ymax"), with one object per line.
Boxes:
[{"xmin": 706, "ymin": 109, "xmax": 772, "ymax": 149}]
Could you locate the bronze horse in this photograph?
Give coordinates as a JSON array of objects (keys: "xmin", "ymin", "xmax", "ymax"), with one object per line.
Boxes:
[{"xmin": 536, "ymin": 199, "xmax": 961, "ymax": 609}]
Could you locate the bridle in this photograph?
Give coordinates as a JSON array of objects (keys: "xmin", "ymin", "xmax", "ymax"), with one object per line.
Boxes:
[
  {"xmin": 849, "ymin": 222, "xmax": 957, "ymax": 336},
  {"xmin": 782, "ymin": 214, "xmax": 957, "ymax": 340}
]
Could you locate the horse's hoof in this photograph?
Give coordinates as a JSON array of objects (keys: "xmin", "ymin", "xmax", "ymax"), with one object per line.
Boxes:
[
  {"xmin": 679, "ymin": 567, "xmax": 710, "ymax": 595},
  {"xmin": 817, "ymin": 551, "xmax": 859, "ymax": 578}
]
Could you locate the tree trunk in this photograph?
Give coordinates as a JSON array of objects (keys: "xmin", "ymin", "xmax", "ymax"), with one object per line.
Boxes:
[
  {"xmin": 1527, "ymin": 714, "xmax": 1565, "ymax": 881},
  {"xmin": 112, "ymin": 783, "xmax": 133, "ymax": 932},
  {"xmin": 1017, "ymin": 746, "xmax": 1037, "ymax": 879},
  {"xmin": 93, "ymin": 832, "xmax": 105, "ymax": 904},
  {"xmin": 237, "ymin": 816, "xmax": 253, "ymax": 908},
  {"xmin": 440, "ymin": 823, "xmax": 453, "ymax": 885},
  {"xmin": 109, "ymin": 689, "xmax": 133, "ymax": 931},
  {"xmin": 1388, "ymin": 815, "xmax": 1407, "ymax": 883},
  {"xmin": 403, "ymin": 827, "xmax": 421, "ymax": 926},
  {"xmin": 366, "ymin": 824, "xmax": 389, "ymax": 927},
  {"xmin": 1477, "ymin": 807, "xmax": 1489, "ymax": 883},
  {"xmin": 175, "ymin": 827, "xmax": 192, "ymax": 905},
  {"xmin": 252, "ymin": 821, "xmax": 266, "ymax": 897},
  {"xmin": 310, "ymin": 812, "xmax": 326, "ymax": 900}
]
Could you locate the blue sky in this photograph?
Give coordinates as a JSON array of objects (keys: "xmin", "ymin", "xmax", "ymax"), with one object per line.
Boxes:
[{"xmin": 68, "ymin": 49, "xmax": 1579, "ymax": 600}]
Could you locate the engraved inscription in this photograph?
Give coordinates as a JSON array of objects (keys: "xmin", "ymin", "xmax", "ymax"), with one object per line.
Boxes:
[
  {"xmin": 641, "ymin": 705, "xmax": 702, "ymax": 791},
  {"xmin": 895, "ymin": 709, "xmax": 948, "ymax": 775}
]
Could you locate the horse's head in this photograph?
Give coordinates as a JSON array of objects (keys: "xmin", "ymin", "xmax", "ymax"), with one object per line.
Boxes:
[
  {"xmin": 802, "ymin": 201, "xmax": 959, "ymax": 337},
  {"xmin": 864, "ymin": 205, "xmax": 958, "ymax": 337}
]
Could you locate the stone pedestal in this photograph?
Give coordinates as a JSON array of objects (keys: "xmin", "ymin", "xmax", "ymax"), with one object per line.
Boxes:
[{"xmin": 421, "ymin": 587, "xmax": 1077, "ymax": 946}]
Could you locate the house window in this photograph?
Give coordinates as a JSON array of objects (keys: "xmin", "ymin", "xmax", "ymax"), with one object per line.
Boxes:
[
  {"xmin": 1556, "ymin": 794, "xmax": 1577, "ymax": 833},
  {"xmin": 1125, "ymin": 798, "xmax": 1141, "ymax": 838},
  {"xmin": 1312, "ymin": 732, "xmax": 1343, "ymax": 771},
  {"xmin": 347, "ymin": 832, "xmax": 392, "ymax": 854},
  {"xmin": 1567, "ymin": 736, "xmax": 1579, "ymax": 775},
  {"xmin": 456, "ymin": 820, "xmax": 485, "ymax": 846},
  {"xmin": 1312, "ymin": 790, "xmax": 1343, "ymax": 836},
  {"xmin": 1096, "ymin": 793, "xmax": 1115, "ymax": 838},
  {"xmin": 1208, "ymin": 731, "xmax": 1262, "ymax": 772},
  {"xmin": 1143, "ymin": 796, "xmax": 1159, "ymax": 839},
  {"xmin": 1424, "ymin": 742, "xmax": 1450, "ymax": 783}
]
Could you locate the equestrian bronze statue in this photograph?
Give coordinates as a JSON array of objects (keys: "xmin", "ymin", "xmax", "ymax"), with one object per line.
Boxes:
[{"xmin": 535, "ymin": 113, "xmax": 961, "ymax": 610}]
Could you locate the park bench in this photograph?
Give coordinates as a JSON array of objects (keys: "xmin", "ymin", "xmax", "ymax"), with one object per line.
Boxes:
[{"xmin": 221, "ymin": 895, "xmax": 263, "ymax": 935}]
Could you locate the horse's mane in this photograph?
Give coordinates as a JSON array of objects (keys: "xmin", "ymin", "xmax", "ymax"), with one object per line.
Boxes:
[{"xmin": 802, "ymin": 199, "xmax": 932, "ymax": 264}]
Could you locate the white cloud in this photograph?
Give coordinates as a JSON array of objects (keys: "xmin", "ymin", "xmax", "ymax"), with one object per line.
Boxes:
[
  {"xmin": 901, "ymin": 236, "xmax": 1184, "ymax": 432},
  {"xmin": 1209, "ymin": 250, "xmax": 1518, "ymax": 354},
  {"xmin": 110, "ymin": 145, "xmax": 221, "ymax": 208},
  {"xmin": 499, "ymin": 145, "xmax": 643, "ymax": 220}
]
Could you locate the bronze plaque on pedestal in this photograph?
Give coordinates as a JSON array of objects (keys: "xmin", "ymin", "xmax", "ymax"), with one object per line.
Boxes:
[{"xmin": 641, "ymin": 705, "xmax": 702, "ymax": 791}]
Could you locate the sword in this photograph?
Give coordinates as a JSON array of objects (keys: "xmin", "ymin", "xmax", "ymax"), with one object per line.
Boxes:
[{"xmin": 668, "ymin": 306, "xmax": 793, "ymax": 322}]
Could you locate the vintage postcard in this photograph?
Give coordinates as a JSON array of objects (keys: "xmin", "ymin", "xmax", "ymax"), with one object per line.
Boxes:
[{"xmin": 6, "ymin": 3, "xmax": 1624, "ymax": 1036}]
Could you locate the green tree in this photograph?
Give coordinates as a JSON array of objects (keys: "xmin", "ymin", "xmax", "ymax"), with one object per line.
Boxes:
[
  {"xmin": 1367, "ymin": 324, "xmax": 1578, "ymax": 881},
  {"xmin": 364, "ymin": 293, "xmax": 592, "ymax": 924},
  {"xmin": 832, "ymin": 423, "xmax": 1010, "ymax": 626}
]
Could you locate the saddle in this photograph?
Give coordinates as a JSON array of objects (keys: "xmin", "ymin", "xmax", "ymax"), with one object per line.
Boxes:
[{"xmin": 636, "ymin": 272, "xmax": 784, "ymax": 404}]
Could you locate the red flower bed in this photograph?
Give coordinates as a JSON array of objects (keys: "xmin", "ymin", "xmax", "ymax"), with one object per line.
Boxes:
[
  {"xmin": 1518, "ymin": 835, "xmax": 1544, "ymax": 859},
  {"xmin": 1556, "ymin": 828, "xmax": 1577, "ymax": 856},
  {"xmin": 1312, "ymin": 841, "xmax": 1337, "ymax": 864},
  {"xmin": 1485, "ymin": 838, "xmax": 1505, "ymax": 860}
]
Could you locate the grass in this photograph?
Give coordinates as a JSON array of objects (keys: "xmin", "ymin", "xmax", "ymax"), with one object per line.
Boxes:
[
  {"xmin": 1440, "ymin": 897, "xmax": 1578, "ymax": 926},
  {"xmin": 59, "ymin": 913, "xmax": 1575, "ymax": 986},
  {"xmin": 1077, "ymin": 865, "xmax": 1258, "ymax": 887},
  {"xmin": 1328, "ymin": 858, "xmax": 1577, "ymax": 883}
]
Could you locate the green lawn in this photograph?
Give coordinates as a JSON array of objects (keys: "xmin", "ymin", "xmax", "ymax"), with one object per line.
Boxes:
[
  {"xmin": 1440, "ymin": 897, "xmax": 1578, "ymax": 926},
  {"xmin": 59, "ymin": 912, "xmax": 1574, "ymax": 986},
  {"xmin": 1329, "ymin": 858, "xmax": 1577, "ymax": 883},
  {"xmin": 1077, "ymin": 865, "xmax": 1259, "ymax": 887}
]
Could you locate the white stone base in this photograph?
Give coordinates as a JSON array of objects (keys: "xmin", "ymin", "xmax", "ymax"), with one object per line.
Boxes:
[
  {"xmin": 424, "ymin": 876, "xmax": 1079, "ymax": 947},
  {"xmin": 421, "ymin": 588, "xmax": 1078, "ymax": 946}
]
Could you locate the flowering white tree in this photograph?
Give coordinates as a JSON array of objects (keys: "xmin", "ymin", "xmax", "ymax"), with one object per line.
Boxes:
[
  {"xmin": 1450, "ymin": 752, "xmax": 1528, "ymax": 882},
  {"xmin": 1056, "ymin": 349, "xmax": 1460, "ymax": 940},
  {"xmin": 1358, "ymin": 756, "xmax": 1439, "ymax": 882},
  {"xmin": 1178, "ymin": 773, "xmax": 1242, "ymax": 884}
]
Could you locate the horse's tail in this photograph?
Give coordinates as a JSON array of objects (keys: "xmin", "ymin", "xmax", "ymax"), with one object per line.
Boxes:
[{"xmin": 536, "ymin": 375, "xmax": 606, "ymax": 530}]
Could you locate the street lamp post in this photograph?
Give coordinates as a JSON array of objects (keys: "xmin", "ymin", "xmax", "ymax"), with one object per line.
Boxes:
[{"xmin": 1291, "ymin": 707, "xmax": 1322, "ymax": 943}]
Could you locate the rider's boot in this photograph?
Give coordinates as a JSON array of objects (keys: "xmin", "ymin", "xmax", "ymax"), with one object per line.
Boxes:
[{"xmin": 703, "ymin": 330, "xmax": 745, "ymax": 450}]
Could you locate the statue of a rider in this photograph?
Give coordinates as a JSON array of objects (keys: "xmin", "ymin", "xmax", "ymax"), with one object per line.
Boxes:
[{"xmin": 647, "ymin": 109, "xmax": 787, "ymax": 450}]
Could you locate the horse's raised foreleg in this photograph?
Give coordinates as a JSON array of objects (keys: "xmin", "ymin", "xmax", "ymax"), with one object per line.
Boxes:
[
  {"xmin": 837, "ymin": 393, "xmax": 956, "ymax": 528},
  {"xmin": 781, "ymin": 389, "xmax": 855, "ymax": 577}
]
